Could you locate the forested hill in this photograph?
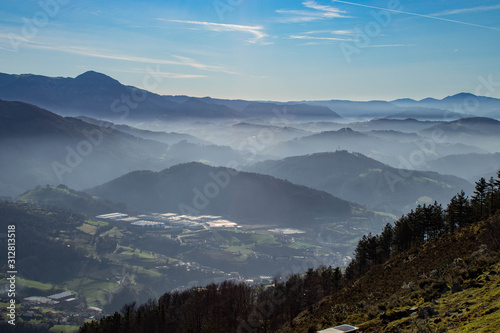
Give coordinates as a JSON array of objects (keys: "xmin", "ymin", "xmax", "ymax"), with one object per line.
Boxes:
[
  {"xmin": 78, "ymin": 171, "xmax": 500, "ymax": 332},
  {"xmin": 88, "ymin": 162, "xmax": 353, "ymax": 226}
]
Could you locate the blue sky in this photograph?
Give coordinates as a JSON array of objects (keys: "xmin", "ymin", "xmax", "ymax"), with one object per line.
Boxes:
[{"xmin": 0, "ymin": 0, "xmax": 499, "ymax": 101}]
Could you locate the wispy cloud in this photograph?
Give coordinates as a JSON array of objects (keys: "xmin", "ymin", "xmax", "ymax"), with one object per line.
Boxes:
[
  {"xmin": 277, "ymin": 1, "xmax": 349, "ymax": 22},
  {"xmin": 0, "ymin": 45, "xmax": 17, "ymax": 52},
  {"xmin": 115, "ymin": 68, "xmax": 207, "ymax": 79},
  {"xmin": 20, "ymin": 42, "xmax": 237, "ymax": 74},
  {"xmin": 364, "ymin": 44, "xmax": 407, "ymax": 48},
  {"xmin": 160, "ymin": 19, "xmax": 269, "ymax": 44},
  {"xmin": 303, "ymin": 0, "xmax": 345, "ymax": 15},
  {"xmin": 332, "ymin": 0, "xmax": 500, "ymax": 31},
  {"xmin": 172, "ymin": 55, "xmax": 239, "ymax": 74},
  {"xmin": 304, "ymin": 29, "xmax": 356, "ymax": 35},
  {"xmin": 290, "ymin": 35, "xmax": 353, "ymax": 41},
  {"xmin": 431, "ymin": 4, "xmax": 500, "ymax": 16}
]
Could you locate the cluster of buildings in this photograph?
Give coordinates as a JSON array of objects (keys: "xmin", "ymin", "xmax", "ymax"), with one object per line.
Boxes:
[
  {"xmin": 95, "ymin": 212, "xmax": 240, "ymax": 231},
  {"xmin": 23, "ymin": 291, "xmax": 77, "ymax": 308},
  {"xmin": 3, "ymin": 291, "xmax": 104, "ymax": 328}
]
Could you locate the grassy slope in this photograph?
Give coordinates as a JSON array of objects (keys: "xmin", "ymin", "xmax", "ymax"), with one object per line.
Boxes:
[{"xmin": 280, "ymin": 213, "xmax": 500, "ymax": 332}]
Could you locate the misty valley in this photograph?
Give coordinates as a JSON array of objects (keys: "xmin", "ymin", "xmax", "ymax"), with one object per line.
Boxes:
[{"xmin": 0, "ymin": 71, "xmax": 500, "ymax": 332}]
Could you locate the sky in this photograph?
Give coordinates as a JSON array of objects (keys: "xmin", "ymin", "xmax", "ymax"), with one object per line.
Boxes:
[{"xmin": 0, "ymin": 0, "xmax": 499, "ymax": 101}]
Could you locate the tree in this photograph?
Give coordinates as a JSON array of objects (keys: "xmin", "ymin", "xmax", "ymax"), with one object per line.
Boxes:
[
  {"xmin": 487, "ymin": 176, "xmax": 496, "ymax": 214},
  {"xmin": 473, "ymin": 177, "xmax": 488, "ymax": 217},
  {"xmin": 393, "ymin": 215, "xmax": 412, "ymax": 252},
  {"xmin": 446, "ymin": 190, "xmax": 472, "ymax": 231},
  {"xmin": 377, "ymin": 223, "xmax": 393, "ymax": 262},
  {"xmin": 426, "ymin": 202, "xmax": 445, "ymax": 240}
]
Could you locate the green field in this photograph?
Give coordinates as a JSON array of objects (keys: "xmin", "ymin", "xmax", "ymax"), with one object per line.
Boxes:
[{"xmin": 49, "ymin": 325, "xmax": 80, "ymax": 333}]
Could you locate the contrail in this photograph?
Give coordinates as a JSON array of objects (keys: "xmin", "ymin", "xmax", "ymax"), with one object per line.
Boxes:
[{"xmin": 332, "ymin": 0, "xmax": 500, "ymax": 31}]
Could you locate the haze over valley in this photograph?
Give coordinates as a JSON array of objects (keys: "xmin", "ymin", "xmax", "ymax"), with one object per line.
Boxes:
[{"xmin": 1, "ymin": 70, "xmax": 499, "ymax": 299}]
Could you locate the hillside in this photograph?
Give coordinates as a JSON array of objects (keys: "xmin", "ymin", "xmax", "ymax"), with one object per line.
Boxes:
[
  {"xmin": 87, "ymin": 162, "xmax": 353, "ymax": 226},
  {"xmin": 282, "ymin": 213, "xmax": 500, "ymax": 332},
  {"xmin": 0, "ymin": 99, "xmax": 171, "ymax": 196},
  {"xmin": 420, "ymin": 152, "xmax": 500, "ymax": 182},
  {"xmin": 245, "ymin": 151, "xmax": 473, "ymax": 214},
  {"xmin": 18, "ymin": 184, "xmax": 128, "ymax": 216},
  {"xmin": 77, "ymin": 170, "xmax": 500, "ymax": 333},
  {"xmin": 421, "ymin": 117, "xmax": 500, "ymax": 136},
  {"xmin": 0, "ymin": 202, "xmax": 96, "ymax": 285},
  {"xmin": 420, "ymin": 117, "xmax": 500, "ymax": 152},
  {"xmin": 77, "ymin": 116, "xmax": 210, "ymax": 145}
]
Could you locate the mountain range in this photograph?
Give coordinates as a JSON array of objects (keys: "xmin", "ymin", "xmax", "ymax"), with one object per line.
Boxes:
[
  {"xmin": 265, "ymin": 127, "xmax": 486, "ymax": 167},
  {"xmin": 87, "ymin": 162, "xmax": 353, "ymax": 226},
  {"xmin": 244, "ymin": 151, "xmax": 472, "ymax": 214},
  {"xmin": 392, "ymin": 92, "xmax": 500, "ymax": 119},
  {"xmin": 417, "ymin": 152, "xmax": 500, "ymax": 182},
  {"xmin": 0, "ymin": 99, "xmax": 249, "ymax": 196},
  {"xmin": 0, "ymin": 71, "xmax": 341, "ymax": 121},
  {"xmin": 1, "ymin": 71, "xmax": 499, "ymax": 121},
  {"xmin": 0, "ymin": 99, "xmax": 169, "ymax": 195}
]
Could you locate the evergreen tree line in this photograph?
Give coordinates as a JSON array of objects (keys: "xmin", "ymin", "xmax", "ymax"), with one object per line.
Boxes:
[
  {"xmin": 345, "ymin": 170, "xmax": 500, "ymax": 281},
  {"xmin": 78, "ymin": 171, "xmax": 500, "ymax": 333}
]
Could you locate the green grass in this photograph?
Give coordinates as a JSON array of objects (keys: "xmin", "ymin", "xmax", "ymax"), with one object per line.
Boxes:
[
  {"xmin": 135, "ymin": 265, "xmax": 162, "ymax": 278},
  {"xmin": 100, "ymin": 226, "xmax": 123, "ymax": 238},
  {"xmin": 17, "ymin": 277, "xmax": 55, "ymax": 291},
  {"xmin": 49, "ymin": 324, "xmax": 80, "ymax": 333},
  {"xmin": 253, "ymin": 233, "xmax": 280, "ymax": 247},
  {"xmin": 224, "ymin": 245, "xmax": 255, "ymax": 255},
  {"xmin": 445, "ymin": 264, "xmax": 500, "ymax": 332},
  {"xmin": 372, "ymin": 210, "xmax": 398, "ymax": 220},
  {"xmin": 66, "ymin": 278, "xmax": 119, "ymax": 307},
  {"xmin": 293, "ymin": 242, "xmax": 321, "ymax": 249},
  {"xmin": 414, "ymin": 176, "xmax": 439, "ymax": 184},
  {"xmin": 350, "ymin": 262, "xmax": 500, "ymax": 332},
  {"xmin": 85, "ymin": 219, "xmax": 109, "ymax": 227},
  {"xmin": 115, "ymin": 247, "xmax": 156, "ymax": 259},
  {"xmin": 77, "ymin": 223, "xmax": 98, "ymax": 235}
]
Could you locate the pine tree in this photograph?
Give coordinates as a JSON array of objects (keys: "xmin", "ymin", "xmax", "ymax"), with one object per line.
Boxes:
[
  {"xmin": 446, "ymin": 190, "xmax": 472, "ymax": 231},
  {"xmin": 473, "ymin": 177, "xmax": 488, "ymax": 217},
  {"xmin": 487, "ymin": 176, "xmax": 496, "ymax": 214},
  {"xmin": 378, "ymin": 223, "xmax": 393, "ymax": 262}
]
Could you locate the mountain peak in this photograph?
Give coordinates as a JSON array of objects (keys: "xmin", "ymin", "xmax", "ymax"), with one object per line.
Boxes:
[
  {"xmin": 443, "ymin": 92, "xmax": 477, "ymax": 101},
  {"xmin": 75, "ymin": 71, "xmax": 120, "ymax": 84}
]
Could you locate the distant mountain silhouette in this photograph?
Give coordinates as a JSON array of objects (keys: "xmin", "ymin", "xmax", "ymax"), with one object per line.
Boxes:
[
  {"xmin": 419, "ymin": 152, "xmax": 500, "ymax": 183},
  {"xmin": 241, "ymin": 102, "xmax": 341, "ymax": 119},
  {"xmin": 291, "ymin": 99, "xmax": 400, "ymax": 118},
  {"xmin": 422, "ymin": 117, "xmax": 500, "ymax": 135},
  {"xmin": 245, "ymin": 151, "xmax": 473, "ymax": 214},
  {"xmin": 88, "ymin": 162, "xmax": 353, "ymax": 225},
  {"xmin": 392, "ymin": 93, "xmax": 500, "ymax": 119},
  {"xmin": 2, "ymin": 71, "xmax": 497, "ymax": 121},
  {"xmin": 352, "ymin": 118, "xmax": 438, "ymax": 132},
  {"xmin": 0, "ymin": 100, "xmax": 261, "ymax": 197},
  {"xmin": 266, "ymin": 127, "xmax": 484, "ymax": 167},
  {"xmin": 420, "ymin": 117, "xmax": 500, "ymax": 152},
  {"xmin": 77, "ymin": 116, "xmax": 210, "ymax": 145},
  {"xmin": 384, "ymin": 107, "xmax": 473, "ymax": 121},
  {"xmin": 0, "ymin": 99, "xmax": 171, "ymax": 196},
  {"xmin": 0, "ymin": 71, "xmax": 243, "ymax": 120}
]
